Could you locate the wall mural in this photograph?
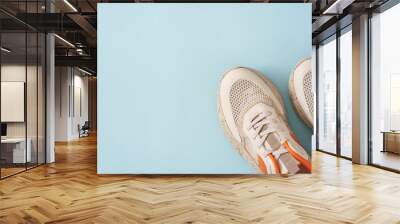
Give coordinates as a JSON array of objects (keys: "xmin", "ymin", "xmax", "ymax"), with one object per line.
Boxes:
[{"xmin": 98, "ymin": 3, "xmax": 312, "ymax": 175}]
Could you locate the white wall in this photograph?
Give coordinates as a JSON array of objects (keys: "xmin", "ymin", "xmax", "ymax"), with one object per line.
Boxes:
[
  {"xmin": 55, "ymin": 67, "xmax": 89, "ymax": 141},
  {"xmin": 71, "ymin": 73, "xmax": 89, "ymax": 138},
  {"xmin": 55, "ymin": 67, "xmax": 70, "ymax": 141}
]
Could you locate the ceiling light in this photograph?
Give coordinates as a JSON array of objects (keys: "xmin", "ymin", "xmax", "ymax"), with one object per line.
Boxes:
[
  {"xmin": 76, "ymin": 48, "xmax": 84, "ymax": 55},
  {"xmin": 63, "ymin": 0, "xmax": 78, "ymax": 12},
  {"xmin": 78, "ymin": 67, "xmax": 93, "ymax": 76},
  {"xmin": 54, "ymin": 34, "xmax": 75, "ymax": 48},
  {"xmin": 323, "ymin": 1, "xmax": 341, "ymax": 14},
  {"xmin": 323, "ymin": 0, "xmax": 354, "ymax": 15},
  {"xmin": 1, "ymin": 47, "xmax": 11, "ymax": 53}
]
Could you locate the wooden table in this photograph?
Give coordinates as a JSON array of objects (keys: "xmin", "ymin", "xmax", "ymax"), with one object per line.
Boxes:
[
  {"xmin": 1, "ymin": 138, "xmax": 32, "ymax": 164},
  {"xmin": 381, "ymin": 131, "xmax": 400, "ymax": 154}
]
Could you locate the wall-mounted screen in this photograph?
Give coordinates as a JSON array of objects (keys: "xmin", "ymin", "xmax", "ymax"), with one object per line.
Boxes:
[{"xmin": 1, "ymin": 82, "xmax": 25, "ymax": 122}]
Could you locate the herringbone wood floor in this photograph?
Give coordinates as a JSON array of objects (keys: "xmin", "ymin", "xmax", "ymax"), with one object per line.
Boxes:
[{"xmin": 1, "ymin": 135, "xmax": 400, "ymax": 224}]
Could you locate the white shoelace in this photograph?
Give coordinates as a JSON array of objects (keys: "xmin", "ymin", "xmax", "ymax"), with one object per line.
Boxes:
[{"xmin": 247, "ymin": 111, "xmax": 287, "ymax": 158}]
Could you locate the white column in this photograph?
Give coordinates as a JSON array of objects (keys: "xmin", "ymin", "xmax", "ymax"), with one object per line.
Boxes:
[
  {"xmin": 352, "ymin": 14, "xmax": 369, "ymax": 164},
  {"xmin": 46, "ymin": 32, "xmax": 55, "ymax": 163},
  {"xmin": 45, "ymin": 0, "xmax": 56, "ymax": 163}
]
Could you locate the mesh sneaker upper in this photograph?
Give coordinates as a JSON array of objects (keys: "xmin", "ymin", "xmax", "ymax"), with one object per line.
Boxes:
[
  {"xmin": 218, "ymin": 67, "xmax": 311, "ymax": 175},
  {"xmin": 289, "ymin": 58, "xmax": 314, "ymax": 128},
  {"xmin": 303, "ymin": 71, "xmax": 314, "ymax": 118},
  {"xmin": 229, "ymin": 79, "xmax": 274, "ymax": 123}
]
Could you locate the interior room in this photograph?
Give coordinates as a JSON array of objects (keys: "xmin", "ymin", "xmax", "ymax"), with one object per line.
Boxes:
[
  {"xmin": 0, "ymin": 0, "xmax": 400, "ymax": 223},
  {"xmin": 0, "ymin": 25, "xmax": 46, "ymax": 178}
]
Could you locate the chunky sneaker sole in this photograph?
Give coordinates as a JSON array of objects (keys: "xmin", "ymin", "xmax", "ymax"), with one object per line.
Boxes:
[
  {"xmin": 289, "ymin": 58, "xmax": 314, "ymax": 128},
  {"xmin": 217, "ymin": 67, "xmax": 311, "ymax": 175}
]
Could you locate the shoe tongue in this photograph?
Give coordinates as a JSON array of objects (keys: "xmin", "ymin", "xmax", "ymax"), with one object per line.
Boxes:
[{"xmin": 264, "ymin": 132, "xmax": 280, "ymax": 150}]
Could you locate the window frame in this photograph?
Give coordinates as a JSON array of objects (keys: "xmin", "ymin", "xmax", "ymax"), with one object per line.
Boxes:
[{"xmin": 316, "ymin": 24, "xmax": 353, "ymax": 160}]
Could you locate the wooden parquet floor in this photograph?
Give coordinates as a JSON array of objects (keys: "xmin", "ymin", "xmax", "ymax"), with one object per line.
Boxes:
[{"xmin": 1, "ymin": 135, "xmax": 400, "ymax": 224}]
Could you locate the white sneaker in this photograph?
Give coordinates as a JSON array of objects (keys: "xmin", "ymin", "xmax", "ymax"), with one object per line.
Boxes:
[
  {"xmin": 217, "ymin": 67, "xmax": 311, "ymax": 175},
  {"xmin": 289, "ymin": 58, "xmax": 314, "ymax": 128}
]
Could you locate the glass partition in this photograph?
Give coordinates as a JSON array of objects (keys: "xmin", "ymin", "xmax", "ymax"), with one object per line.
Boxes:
[
  {"xmin": 0, "ymin": 31, "xmax": 28, "ymax": 177},
  {"xmin": 27, "ymin": 31, "xmax": 38, "ymax": 169},
  {"xmin": 0, "ymin": 1, "xmax": 46, "ymax": 179},
  {"xmin": 38, "ymin": 32, "xmax": 45, "ymax": 165}
]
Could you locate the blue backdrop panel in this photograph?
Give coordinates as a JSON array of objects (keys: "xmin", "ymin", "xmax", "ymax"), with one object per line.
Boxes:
[{"xmin": 98, "ymin": 4, "xmax": 311, "ymax": 174}]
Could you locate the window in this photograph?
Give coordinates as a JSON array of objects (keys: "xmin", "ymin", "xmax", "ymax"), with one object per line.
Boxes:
[
  {"xmin": 339, "ymin": 28, "xmax": 352, "ymax": 158},
  {"xmin": 317, "ymin": 36, "xmax": 337, "ymax": 154},
  {"xmin": 370, "ymin": 3, "xmax": 400, "ymax": 171},
  {"xmin": 316, "ymin": 26, "xmax": 353, "ymax": 159},
  {"xmin": 390, "ymin": 74, "xmax": 400, "ymax": 130}
]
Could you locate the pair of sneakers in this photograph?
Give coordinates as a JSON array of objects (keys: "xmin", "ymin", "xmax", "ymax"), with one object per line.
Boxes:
[{"xmin": 217, "ymin": 59, "xmax": 312, "ymax": 175}]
